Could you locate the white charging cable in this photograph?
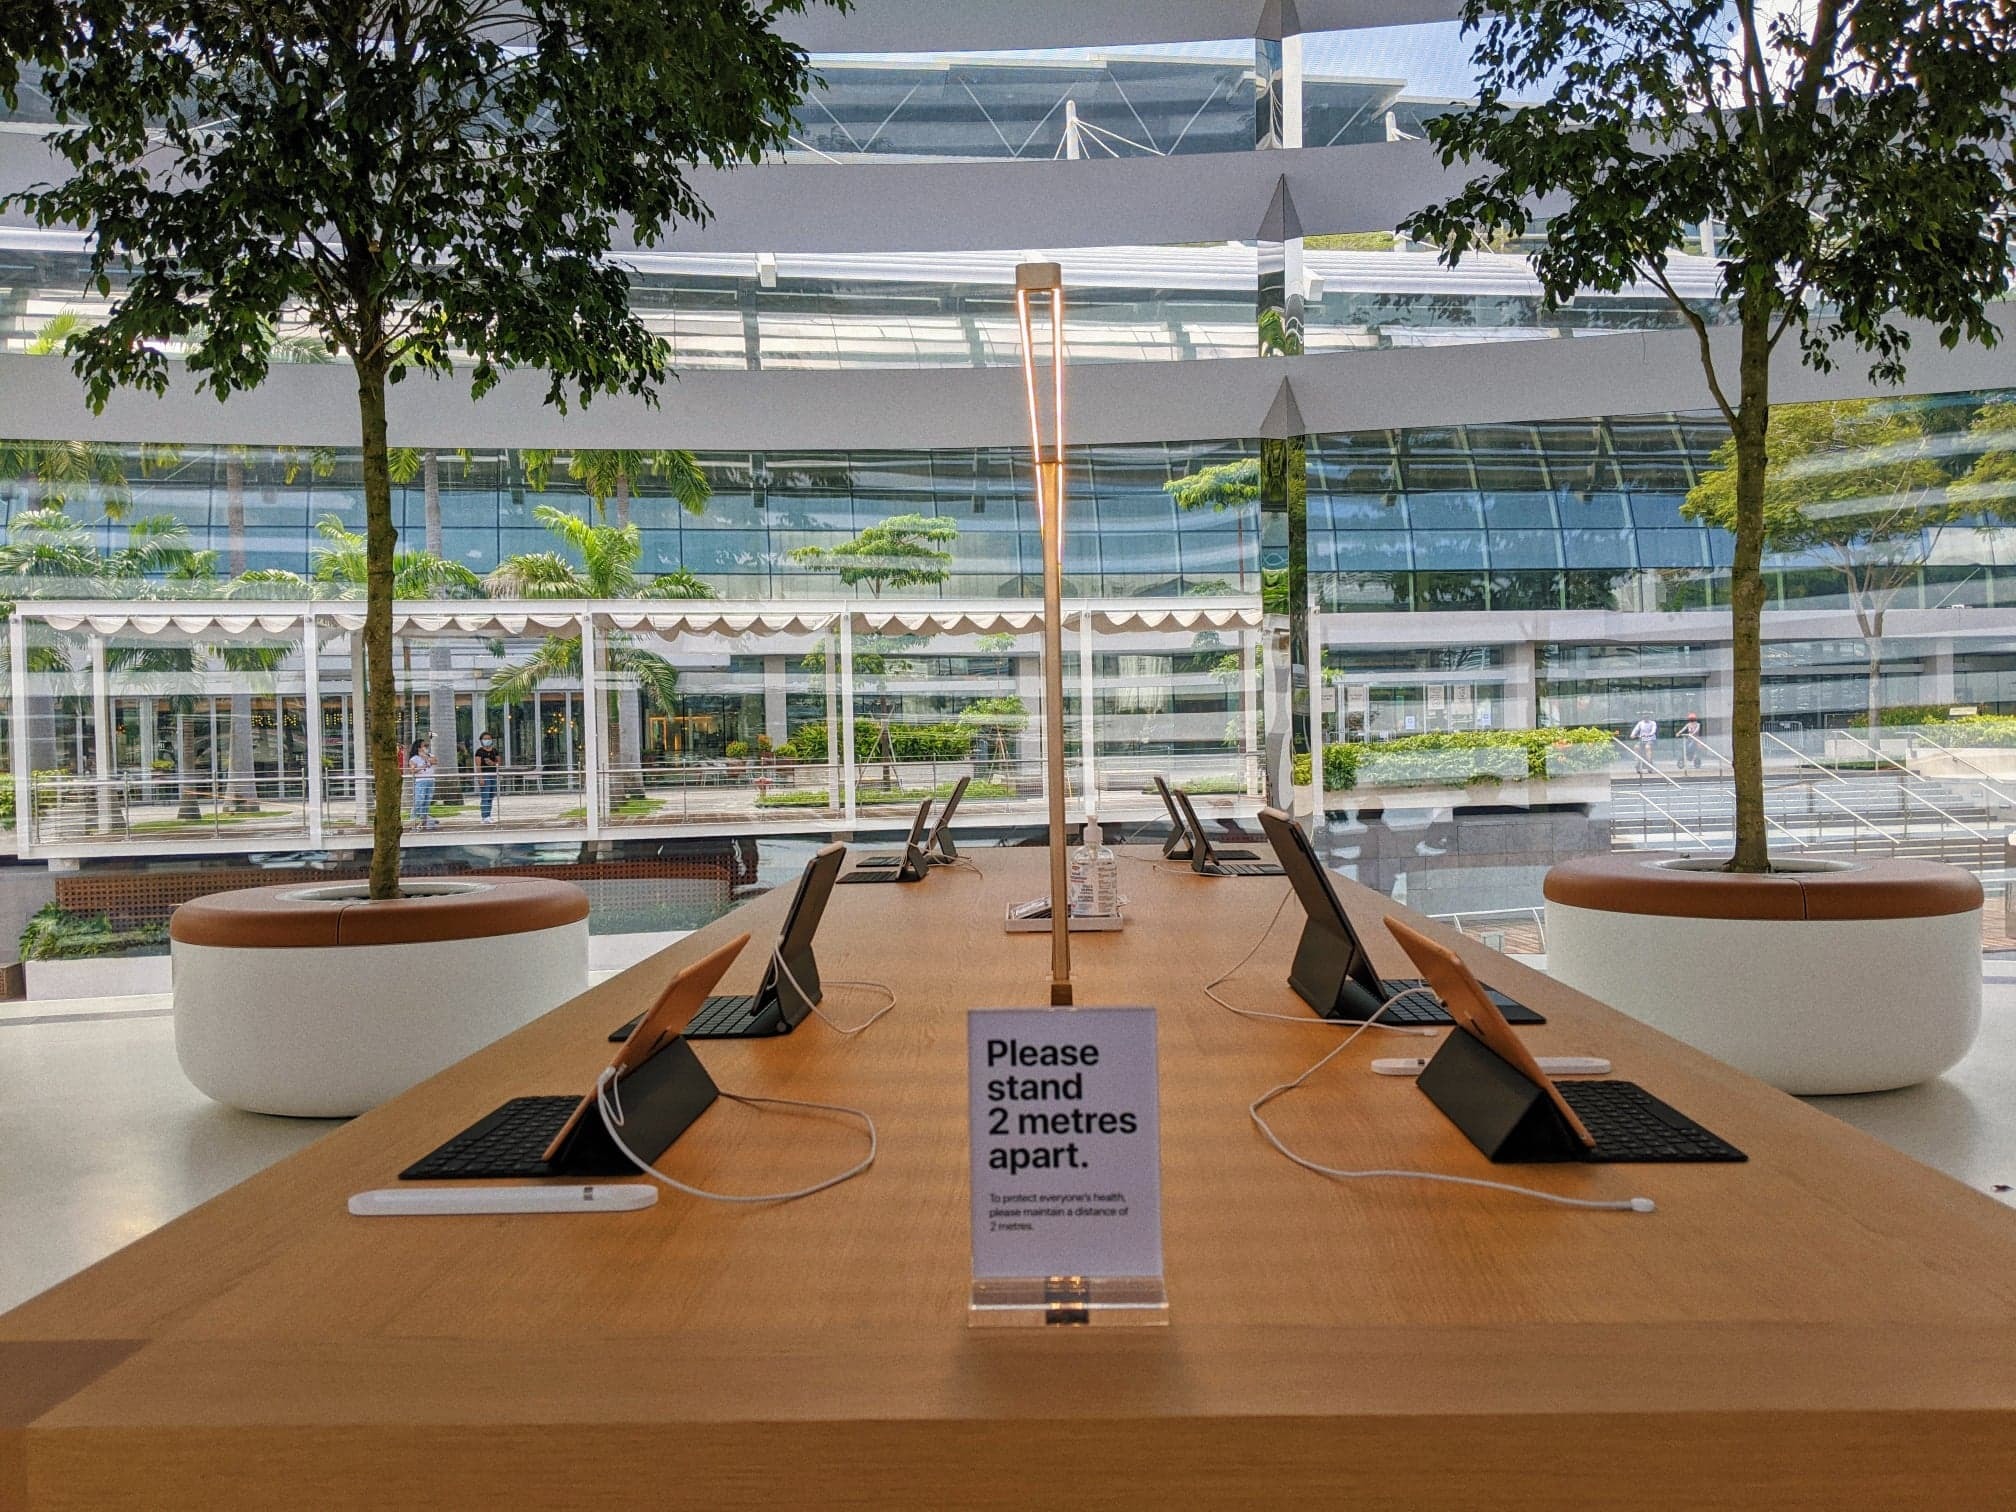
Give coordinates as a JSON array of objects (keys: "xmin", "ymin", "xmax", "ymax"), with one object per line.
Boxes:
[
  {"xmin": 771, "ymin": 947, "xmax": 897, "ymax": 1037},
  {"xmin": 1204, "ymin": 886, "xmax": 1436, "ymax": 1035},
  {"xmin": 1249, "ymin": 999, "xmax": 1656, "ymax": 1215},
  {"xmin": 595, "ymin": 1065, "xmax": 876, "ymax": 1204}
]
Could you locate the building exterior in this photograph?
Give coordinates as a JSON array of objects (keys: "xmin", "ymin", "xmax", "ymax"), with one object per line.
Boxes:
[{"xmin": 0, "ymin": 1, "xmax": 2011, "ymax": 900}]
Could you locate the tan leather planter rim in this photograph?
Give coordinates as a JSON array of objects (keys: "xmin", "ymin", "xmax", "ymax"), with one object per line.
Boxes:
[
  {"xmin": 169, "ymin": 877, "xmax": 591, "ymax": 949},
  {"xmin": 1543, "ymin": 851, "xmax": 1982, "ymax": 922}
]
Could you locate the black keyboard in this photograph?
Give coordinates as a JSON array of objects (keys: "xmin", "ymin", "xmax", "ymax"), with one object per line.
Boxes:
[
  {"xmin": 1210, "ymin": 861, "xmax": 1285, "ymax": 877},
  {"xmin": 1558, "ymin": 1080, "xmax": 1747, "ymax": 1163},
  {"xmin": 608, "ymin": 993, "xmax": 771, "ymax": 1042},
  {"xmin": 1376, "ymin": 978, "xmax": 1547, "ymax": 1026},
  {"xmin": 684, "ymin": 993, "xmax": 775, "ymax": 1038},
  {"xmin": 399, "ymin": 1095, "xmax": 582, "ymax": 1180}
]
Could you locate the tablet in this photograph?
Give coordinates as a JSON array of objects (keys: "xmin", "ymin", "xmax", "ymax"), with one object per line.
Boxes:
[
  {"xmin": 541, "ymin": 932, "xmax": 750, "ymax": 1161},
  {"xmin": 1384, "ymin": 916, "xmax": 1595, "ymax": 1149}
]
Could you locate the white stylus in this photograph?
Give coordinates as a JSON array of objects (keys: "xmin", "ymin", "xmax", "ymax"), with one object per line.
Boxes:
[
  {"xmin": 348, "ymin": 1185, "xmax": 659, "ymax": 1216},
  {"xmin": 1371, "ymin": 1055, "xmax": 1613, "ymax": 1078}
]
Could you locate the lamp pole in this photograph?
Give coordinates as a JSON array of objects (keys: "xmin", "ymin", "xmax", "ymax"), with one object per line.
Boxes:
[{"xmin": 1015, "ymin": 261, "xmax": 1073, "ymax": 1006}]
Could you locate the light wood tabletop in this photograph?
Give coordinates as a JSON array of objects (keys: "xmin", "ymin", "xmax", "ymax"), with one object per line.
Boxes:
[{"xmin": 5, "ymin": 846, "xmax": 2016, "ymax": 1510}]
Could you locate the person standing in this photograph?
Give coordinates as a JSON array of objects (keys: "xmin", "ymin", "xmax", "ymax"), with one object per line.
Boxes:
[
  {"xmin": 474, "ymin": 729, "xmax": 502, "ymax": 824},
  {"xmin": 1629, "ymin": 714, "xmax": 1659, "ymax": 771},
  {"xmin": 1678, "ymin": 711, "xmax": 1704, "ymax": 771},
  {"xmin": 408, "ymin": 736, "xmax": 439, "ymax": 830}
]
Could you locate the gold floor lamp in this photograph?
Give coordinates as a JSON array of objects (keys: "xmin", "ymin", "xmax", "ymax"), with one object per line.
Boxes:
[{"xmin": 1014, "ymin": 260, "xmax": 1074, "ymax": 1006}]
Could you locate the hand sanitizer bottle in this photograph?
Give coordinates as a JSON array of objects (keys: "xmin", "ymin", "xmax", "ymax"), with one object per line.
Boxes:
[{"xmin": 1071, "ymin": 816, "xmax": 1119, "ymax": 919}]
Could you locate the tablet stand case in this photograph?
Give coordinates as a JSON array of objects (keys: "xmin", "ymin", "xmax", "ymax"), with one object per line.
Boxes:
[
  {"xmin": 1416, "ymin": 1025, "xmax": 1585, "ymax": 1163},
  {"xmin": 556, "ymin": 1036, "xmax": 720, "ymax": 1175}
]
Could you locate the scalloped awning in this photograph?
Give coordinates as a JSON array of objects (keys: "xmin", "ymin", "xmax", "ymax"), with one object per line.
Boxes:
[{"xmin": 21, "ymin": 598, "xmax": 1263, "ymax": 639}]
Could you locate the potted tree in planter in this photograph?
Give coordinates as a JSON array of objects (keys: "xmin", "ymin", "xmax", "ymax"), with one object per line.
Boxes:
[
  {"xmin": 11, "ymin": 1, "xmax": 834, "ymax": 1114},
  {"xmin": 1405, "ymin": 0, "xmax": 2013, "ymax": 1092}
]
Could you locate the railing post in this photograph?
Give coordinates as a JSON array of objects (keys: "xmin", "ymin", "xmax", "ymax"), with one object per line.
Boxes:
[
  {"xmin": 580, "ymin": 609, "xmax": 603, "ymax": 841},
  {"xmin": 10, "ymin": 610, "xmax": 32, "ymax": 856},
  {"xmin": 303, "ymin": 609, "xmax": 324, "ymax": 848}
]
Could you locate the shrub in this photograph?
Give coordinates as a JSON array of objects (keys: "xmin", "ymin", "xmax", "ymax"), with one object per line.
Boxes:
[
  {"xmin": 779, "ymin": 720, "xmax": 976, "ymax": 764},
  {"xmin": 1291, "ymin": 727, "xmax": 1611, "ymax": 790},
  {"xmin": 19, "ymin": 903, "xmax": 170, "ymax": 961},
  {"xmin": 724, "ymin": 739, "xmax": 750, "ymax": 759}
]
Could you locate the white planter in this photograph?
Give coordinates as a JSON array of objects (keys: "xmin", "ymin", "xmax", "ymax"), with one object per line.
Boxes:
[
  {"xmin": 170, "ymin": 879, "xmax": 589, "ymax": 1117},
  {"xmin": 1544, "ymin": 855, "xmax": 1981, "ymax": 1095}
]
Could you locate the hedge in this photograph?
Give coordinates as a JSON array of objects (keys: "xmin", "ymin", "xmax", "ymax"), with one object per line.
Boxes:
[
  {"xmin": 19, "ymin": 903, "xmax": 170, "ymax": 961},
  {"xmin": 779, "ymin": 719, "xmax": 976, "ymax": 763},
  {"xmin": 1909, "ymin": 713, "xmax": 2016, "ymax": 748},
  {"xmin": 1291, "ymin": 727, "xmax": 1613, "ymax": 791}
]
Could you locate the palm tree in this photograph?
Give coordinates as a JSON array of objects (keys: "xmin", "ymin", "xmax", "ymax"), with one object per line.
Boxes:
[
  {"xmin": 521, "ymin": 448, "xmax": 708, "ymax": 528},
  {"xmin": 308, "ymin": 514, "xmax": 482, "ymax": 763},
  {"xmin": 0, "ymin": 511, "xmax": 212, "ymax": 802},
  {"xmin": 487, "ymin": 505, "xmax": 714, "ymax": 798},
  {"xmin": 390, "ymin": 446, "xmax": 462, "ymax": 788}
]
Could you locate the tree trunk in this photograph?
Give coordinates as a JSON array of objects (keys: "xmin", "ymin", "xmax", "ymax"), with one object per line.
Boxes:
[
  {"xmin": 1727, "ymin": 303, "xmax": 1773, "ymax": 873},
  {"xmin": 1865, "ymin": 639, "xmax": 1884, "ymax": 755},
  {"xmin": 357, "ymin": 360, "xmax": 404, "ymax": 900},
  {"xmin": 423, "ymin": 450, "xmax": 457, "ymax": 794},
  {"xmin": 175, "ymin": 700, "xmax": 200, "ymax": 820}
]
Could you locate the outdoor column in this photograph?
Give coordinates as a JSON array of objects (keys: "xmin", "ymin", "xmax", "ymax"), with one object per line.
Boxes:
[
  {"xmin": 1305, "ymin": 586, "xmax": 1325, "ymax": 829},
  {"xmin": 579, "ymin": 612, "xmax": 603, "ymax": 840},
  {"xmin": 1076, "ymin": 609, "xmax": 1096, "ymax": 812},
  {"xmin": 1926, "ymin": 643, "xmax": 1958, "ymax": 709},
  {"xmin": 763, "ymin": 654, "xmax": 788, "ymax": 748},
  {"xmin": 838, "ymin": 613, "xmax": 858, "ymax": 824},
  {"xmin": 349, "ymin": 630, "xmax": 368, "ymax": 825},
  {"xmin": 822, "ymin": 616, "xmax": 839, "ymax": 811},
  {"xmin": 9, "ymin": 612, "xmax": 31, "ymax": 855},
  {"xmin": 472, "ymin": 686, "xmax": 489, "ymax": 738},
  {"xmin": 138, "ymin": 696, "xmax": 155, "ymax": 796},
  {"xmin": 302, "ymin": 613, "xmax": 324, "ymax": 848},
  {"xmin": 1241, "ymin": 627, "xmax": 1260, "ymax": 795},
  {"xmin": 1503, "ymin": 640, "xmax": 1538, "ymax": 732},
  {"xmin": 90, "ymin": 634, "xmax": 112, "ymax": 834}
]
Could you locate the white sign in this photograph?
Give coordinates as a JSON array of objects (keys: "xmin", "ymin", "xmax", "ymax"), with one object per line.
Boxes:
[{"xmin": 968, "ymin": 1007, "xmax": 1162, "ymax": 1281}]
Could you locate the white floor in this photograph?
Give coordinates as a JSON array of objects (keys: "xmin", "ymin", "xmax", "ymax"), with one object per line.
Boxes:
[{"xmin": 3, "ymin": 968, "xmax": 2014, "ymax": 1315}]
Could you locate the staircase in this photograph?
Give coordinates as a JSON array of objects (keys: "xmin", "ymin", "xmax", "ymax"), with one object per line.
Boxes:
[{"xmin": 1610, "ymin": 770, "xmax": 2010, "ymax": 870}]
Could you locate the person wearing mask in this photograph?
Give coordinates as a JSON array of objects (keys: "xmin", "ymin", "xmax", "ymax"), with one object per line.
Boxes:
[
  {"xmin": 473, "ymin": 729, "xmax": 502, "ymax": 824},
  {"xmin": 408, "ymin": 736, "xmax": 439, "ymax": 830}
]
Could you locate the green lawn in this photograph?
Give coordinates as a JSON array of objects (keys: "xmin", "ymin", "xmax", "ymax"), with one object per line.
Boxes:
[{"xmin": 130, "ymin": 808, "xmax": 291, "ymax": 834}]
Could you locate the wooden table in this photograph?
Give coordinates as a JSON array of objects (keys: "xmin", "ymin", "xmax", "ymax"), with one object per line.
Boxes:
[{"xmin": 5, "ymin": 848, "xmax": 2016, "ymax": 1509}]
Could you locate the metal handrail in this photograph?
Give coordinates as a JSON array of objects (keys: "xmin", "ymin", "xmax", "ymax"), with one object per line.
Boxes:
[
  {"xmin": 1658, "ymin": 737, "xmax": 1810, "ymax": 849},
  {"xmin": 1762, "ymin": 729, "xmax": 1849, "ymax": 783},
  {"xmin": 1621, "ymin": 785, "xmax": 1717, "ymax": 850},
  {"xmin": 1898, "ymin": 728, "xmax": 2016, "ymax": 809},
  {"xmin": 1803, "ymin": 781, "xmax": 1903, "ymax": 843},
  {"xmin": 1825, "ymin": 724, "xmax": 1912, "ymax": 774},
  {"xmin": 1889, "ymin": 782, "xmax": 1994, "ymax": 843},
  {"xmin": 1431, "ymin": 906, "xmax": 1547, "ymax": 952},
  {"xmin": 1609, "ymin": 733, "xmax": 1686, "ymax": 788}
]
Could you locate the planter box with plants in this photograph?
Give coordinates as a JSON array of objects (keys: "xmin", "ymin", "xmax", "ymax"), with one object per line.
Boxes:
[{"xmin": 1292, "ymin": 728, "xmax": 1614, "ymax": 807}]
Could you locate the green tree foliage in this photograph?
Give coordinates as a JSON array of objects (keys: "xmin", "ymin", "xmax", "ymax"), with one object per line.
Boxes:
[
  {"xmin": 1683, "ymin": 397, "xmax": 2002, "ymax": 732},
  {"xmin": 788, "ymin": 514, "xmax": 958, "ymax": 597},
  {"xmin": 11, "ymin": 0, "xmax": 830, "ymax": 896},
  {"xmin": 1404, "ymin": 1, "xmax": 2016, "ymax": 870},
  {"xmin": 487, "ymin": 504, "xmax": 714, "ymax": 793},
  {"xmin": 522, "ymin": 448, "xmax": 710, "ymax": 527}
]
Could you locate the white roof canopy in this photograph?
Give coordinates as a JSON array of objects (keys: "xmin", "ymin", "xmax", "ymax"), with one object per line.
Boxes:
[{"xmin": 19, "ymin": 597, "xmax": 1265, "ymax": 640}]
